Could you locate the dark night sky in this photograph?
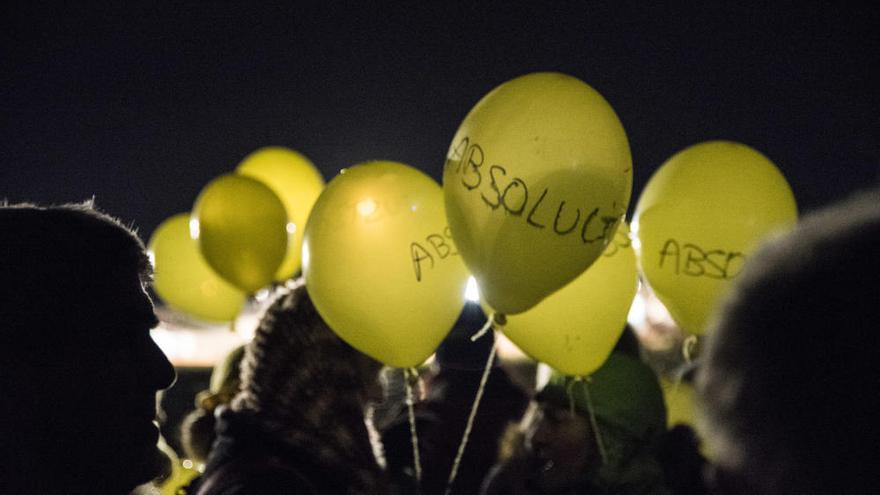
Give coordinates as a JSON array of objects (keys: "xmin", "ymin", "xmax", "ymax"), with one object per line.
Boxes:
[{"xmin": 2, "ymin": 2, "xmax": 878, "ymax": 241}]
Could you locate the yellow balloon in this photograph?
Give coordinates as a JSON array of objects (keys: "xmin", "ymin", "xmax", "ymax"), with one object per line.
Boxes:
[
  {"xmin": 303, "ymin": 161, "xmax": 470, "ymax": 368},
  {"xmin": 443, "ymin": 72, "xmax": 632, "ymax": 315},
  {"xmin": 148, "ymin": 214, "xmax": 246, "ymax": 322},
  {"xmin": 661, "ymin": 378, "xmax": 696, "ymax": 428},
  {"xmin": 193, "ymin": 174, "xmax": 288, "ymax": 293},
  {"xmin": 499, "ymin": 223, "xmax": 638, "ymax": 376},
  {"xmin": 237, "ymin": 146, "xmax": 325, "ymax": 281},
  {"xmin": 156, "ymin": 437, "xmax": 200, "ymax": 495},
  {"xmin": 633, "ymin": 141, "xmax": 798, "ymax": 334}
]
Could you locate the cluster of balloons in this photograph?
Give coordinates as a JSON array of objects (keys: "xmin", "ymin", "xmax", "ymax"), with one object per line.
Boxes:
[
  {"xmin": 148, "ymin": 147, "xmax": 325, "ymax": 322},
  {"xmin": 440, "ymin": 73, "xmax": 797, "ymax": 378},
  {"xmin": 149, "ymin": 71, "xmax": 798, "ymax": 383}
]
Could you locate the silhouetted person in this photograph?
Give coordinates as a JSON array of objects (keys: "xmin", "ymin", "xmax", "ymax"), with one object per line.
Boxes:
[
  {"xmin": 698, "ymin": 188, "xmax": 880, "ymax": 494},
  {"xmin": 0, "ymin": 202, "xmax": 176, "ymax": 494},
  {"xmin": 185, "ymin": 283, "xmax": 386, "ymax": 495}
]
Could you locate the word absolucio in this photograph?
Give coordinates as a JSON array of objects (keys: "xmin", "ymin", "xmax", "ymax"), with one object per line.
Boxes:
[
  {"xmin": 658, "ymin": 239, "xmax": 745, "ymax": 280},
  {"xmin": 445, "ymin": 136, "xmax": 621, "ymax": 243}
]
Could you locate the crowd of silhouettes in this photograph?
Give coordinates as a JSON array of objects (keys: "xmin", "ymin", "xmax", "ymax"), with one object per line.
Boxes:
[{"xmin": 2, "ymin": 186, "xmax": 878, "ymax": 494}]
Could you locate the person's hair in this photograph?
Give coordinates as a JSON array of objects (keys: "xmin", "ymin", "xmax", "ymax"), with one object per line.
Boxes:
[
  {"xmin": 0, "ymin": 200, "xmax": 151, "ymax": 343},
  {"xmin": 698, "ymin": 187, "xmax": 880, "ymax": 494},
  {"xmin": 226, "ymin": 283, "xmax": 385, "ymax": 493},
  {"xmin": 231, "ymin": 284, "xmax": 381, "ymax": 418}
]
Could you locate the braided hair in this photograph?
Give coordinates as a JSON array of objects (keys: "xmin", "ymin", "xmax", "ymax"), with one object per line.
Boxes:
[{"xmin": 231, "ymin": 284, "xmax": 385, "ymax": 493}]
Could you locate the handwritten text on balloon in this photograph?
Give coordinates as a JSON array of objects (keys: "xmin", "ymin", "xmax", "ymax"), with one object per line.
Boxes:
[
  {"xmin": 410, "ymin": 227, "xmax": 459, "ymax": 282},
  {"xmin": 445, "ymin": 136, "xmax": 621, "ymax": 246},
  {"xmin": 658, "ymin": 239, "xmax": 745, "ymax": 280}
]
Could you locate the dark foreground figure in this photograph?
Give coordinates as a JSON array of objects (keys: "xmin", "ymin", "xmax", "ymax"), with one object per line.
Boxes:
[
  {"xmin": 0, "ymin": 202, "xmax": 176, "ymax": 494},
  {"xmin": 698, "ymin": 188, "xmax": 880, "ymax": 494}
]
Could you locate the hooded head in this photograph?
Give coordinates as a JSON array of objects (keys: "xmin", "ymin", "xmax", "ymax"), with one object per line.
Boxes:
[{"xmin": 530, "ymin": 352, "xmax": 668, "ymax": 492}]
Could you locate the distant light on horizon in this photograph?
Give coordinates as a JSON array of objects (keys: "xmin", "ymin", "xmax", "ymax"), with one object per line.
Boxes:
[
  {"xmin": 465, "ymin": 276, "xmax": 480, "ymax": 302},
  {"xmin": 627, "ymin": 290, "xmax": 646, "ymax": 328}
]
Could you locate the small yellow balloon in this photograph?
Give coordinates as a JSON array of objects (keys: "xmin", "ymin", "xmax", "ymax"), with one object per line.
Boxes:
[
  {"xmin": 499, "ymin": 223, "xmax": 638, "ymax": 376},
  {"xmin": 662, "ymin": 378, "xmax": 696, "ymax": 428},
  {"xmin": 633, "ymin": 141, "xmax": 798, "ymax": 334},
  {"xmin": 156, "ymin": 437, "xmax": 200, "ymax": 495},
  {"xmin": 193, "ymin": 174, "xmax": 288, "ymax": 294},
  {"xmin": 303, "ymin": 161, "xmax": 470, "ymax": 368},
  {"xmin": 148, "ymin": 214, "xmax": 246, "ymax": 322},
  {"xmin": 236, "ymin": 146, "xmax": 325, "ymax": 281},
  {"xmin": 443, "ymin": 72, "xmax": 632, "ymax": 315}
]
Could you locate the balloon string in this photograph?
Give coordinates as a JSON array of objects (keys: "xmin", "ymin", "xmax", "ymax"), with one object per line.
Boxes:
[
  {"xmin": 404, "ymin": 368, "xmax": 422, "ymax": 483},
  {"xmin": 444, "ymin": 332, "xmax": 498, "ymax": 495},
  {"xmin": 470, "ymin": 313, "xmax": 495, "ymax": 342},
  {"xmin": 682, "ymin": 334, "xmax": 699, "ymax": 364},
  {"xmin": 571, "ymin": 376, "xmax": 608, "ymax": 466}
]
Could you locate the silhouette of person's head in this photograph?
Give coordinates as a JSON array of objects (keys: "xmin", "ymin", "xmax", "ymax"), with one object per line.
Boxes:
[
  {"xmin": 0, "ymin": 202, "xmax": 176, "ymax": 494},
  {"xmin": 698, "ymin": 188, "xmax": 880, "ymax": 495}
]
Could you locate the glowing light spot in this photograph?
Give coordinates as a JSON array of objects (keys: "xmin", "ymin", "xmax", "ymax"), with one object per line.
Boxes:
[
  {"xmin": 631, "ymin": 235, "xmax": 642, "ymax": 252},
  {"xmin": 301, "ymin": 243, "xmax": 310, "ymax": 270},
  {"xmin": 189, "ymin": 218, "xmax": 201, "ymax": 240},
  {"xmin": 286, "ymin": 222, "xmax": 297, "ymax": 234},
  {"xmin": 357, "ymin": 198, "xmax": 378, "ymax": 217},
  {"xmin": 464, "ymin": 276, "xmax": 480, "ymax": 302},
  {"xmin": 630, "ymin": 218, "xmax": 641, "ymax": 251},
  {"xmin": 182, "ymin": 459, "xmax": 193, "ymax": 469}
]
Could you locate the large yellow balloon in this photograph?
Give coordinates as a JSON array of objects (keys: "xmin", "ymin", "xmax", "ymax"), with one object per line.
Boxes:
[
  {"xmin": 443, "ymin": 72, "xmax": 632, "ymax": 315},
  {"xmin": 148, "ymin": 214, "xmax": 246, "ymax": 322},
  {"xmin": 237, "ymin": 146, "xmax": 325, "ymax": 281},
  {"xmin": 633, "ymin": 141, "xmax": 797, "ymax": 334},
  {"xmin": 499, "ymin": 223, "xmax": 638, "ymax": 376},
  {"xmin": 193, "ymin": 174, "xmax": 288, "ymax": 294},
  {"xmin": 303, "ymin": 161, "xmax": 470, "ymax": 368}
]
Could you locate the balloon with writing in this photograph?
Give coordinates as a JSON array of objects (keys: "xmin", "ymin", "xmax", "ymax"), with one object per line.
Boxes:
[
  {"xmin": 443, "ymin": 72, "xmax": 632, "ymax": 315},
  {"xmin": 303, "ymin": 161, "xmax": 470, "ymax": 368},
  {"xmin": 193, "ymin": 174, "xmax": 288, "ymax": 294},
  {"xmin": 148, "ymin": 213, "xmax": 246, "ymax": 322},
  {"xmin": 632, "ymin": 140, "xmax": 797, "ymax": 335},
  {"xmin": 498, "ymin": 223, "xmax": 638, "ymax": 376},
  {"xmin": 237, "ymin": 146, "xmax": 325, "ymax": 281}
]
